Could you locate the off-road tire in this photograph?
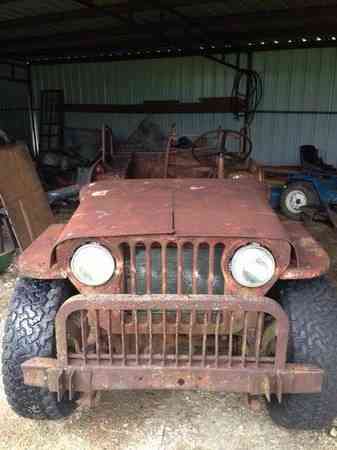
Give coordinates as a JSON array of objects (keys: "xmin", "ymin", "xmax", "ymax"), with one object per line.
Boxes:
[
  {"xmin": 280, "ymin": 182, "xmax": 319, "ymax": 221},
  {"xmin": 2, "ymin": 278, "xmax": 77, "ymax": 419},
  {"xmin": 267, "ymin": 276, "xmax": 337, "ymax": 430}
]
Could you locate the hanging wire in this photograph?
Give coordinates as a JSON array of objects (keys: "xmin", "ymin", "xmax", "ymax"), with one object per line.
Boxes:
[
  {"xmin": 205, "ymin": 54, "xmax": 263, "ymax": 127},
  {"xmin": 231, "ymin": 68, "xmax": 263, "ymax": 126}
]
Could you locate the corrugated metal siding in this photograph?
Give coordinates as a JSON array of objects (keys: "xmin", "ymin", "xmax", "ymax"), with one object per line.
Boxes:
[
  {"xmin": 0, "ymin": 79, "xmax": 28, "ymax": 109},
  {"xmin": 0, "ymin": 78, "xmax": 30, "ymax": 142},
  {"xmin": 252, "ymin": 48, "xmax": 337, "ymax": 165},
  {"xmin": 31, "ymin": 48, "xmax": 337, "ymax": 164},
  {"xmin": 32, "ymin": 55, "xmax": 240, "ymax": 104},
  {"xmin": 32, "ymin": 55, "xmax": 242, "ymax": 140},
  {"xmin": 64, "ymin": 112, "xmax": 241, "ymax": 143},
  {"xmin": 0, "ymin": 110, "xmax": 30, "ymax": 142}
]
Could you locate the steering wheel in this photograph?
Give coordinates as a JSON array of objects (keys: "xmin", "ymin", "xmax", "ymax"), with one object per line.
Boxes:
[{"xmin": 191, "ymin": 128, "xmax": 252, "ymax": 167}]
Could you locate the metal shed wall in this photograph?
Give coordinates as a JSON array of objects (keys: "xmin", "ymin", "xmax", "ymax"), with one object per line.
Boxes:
[
  {"xmin": 31, "ymin": 54, "xmax": 243, "ymax": 142},
  {"xmin": 253, "ymin": 47, "xmax": 337, "ymax": 166},
  {"xmin": 0, "ymin": 82, "xmax": 30, "ymax": 141},
  {"xmin": 31, "ymin": 47, "xmax": 337, "ymax": 165},
  {"xmin": 0, "ymin": 63, "xmax": 30, "ymax": 142}
]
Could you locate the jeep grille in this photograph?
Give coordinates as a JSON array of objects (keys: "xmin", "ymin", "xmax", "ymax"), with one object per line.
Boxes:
[{"xmin": 120, "ymin": 241, "xmax": 225, "ymax": 295}]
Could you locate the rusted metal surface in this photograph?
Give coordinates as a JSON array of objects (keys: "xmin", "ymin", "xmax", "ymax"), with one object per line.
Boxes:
[
  {"xmin": 54, "ymin": 178, "xmax": 289, "ymax": 248},
  {"xmin": 21, "ymin": 294, "xmax": 323, "ymax": 397},
  {"xmin": 18, "ymin": 230, "xmax": 290, "ymax": 290},
  {"xmin": 18, "ymin": 224, "xmax": 67, "ymax": 279},
  {"xmin": 17, "ymin": 179, "xmax": 328, "ymax": 286},
  {"xmin": 23, "ymin": 358, "xmax": 323, "ymax": 396},
  {"xmin": 131, "ymin": 152, "xmax": 165, "ymax": 178},
  {"xmin": 191, "ymin": 128, "xmax": 253, "ymax": 169},
  {"xmin": 163, "ymin": 126, "xmax": 177, "ymax": 178},
  {"xmin": 173, "ymin": 179, "xmax": 286, "ymax": 239},
  {"xmin": 55, "ymin": 236, "xmax": 290, "ymax": 296},
  {"xmin": 14, "ymin": 146, "xmax": 330, "ymax": 403},
  {"xmin": 93, "ymin": 155, "xmax": 132, "ymax": 182},
  {"xmin": 55, "ymin": 294, "xmax": 289, "ymax": 368},
  {"xmin": 72, "ymin": 180, "xmax": 174, "ymax": 239},
  {"xmin": 281, "ymin": 221, "xmax": 330, "ymax": 279}
]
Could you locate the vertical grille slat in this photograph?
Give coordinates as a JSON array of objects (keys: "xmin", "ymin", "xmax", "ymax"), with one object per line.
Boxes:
[
  {"xmin": 162, "ymin": 244, "xmax": 167, "ymax": 294},
  {"xmin": 162, "ymin": 309, "xmax": 167, "ymax": 366},
  {"xmin": 208, "ymin": 245, "xmax": 215, "ymax": 294},
  {"xmin": 177, "ymin": 243, "xmax": 183, "ymax": 295},
  {"xmin": 228, "ymin": 312, "xmax": 234, "ymax": 368},
  {"xmin": 134, "ymin": 310, "xmax": 139, "ymax": 364},
  {"xmin": 241, "ymin": 312, "xmax": 249, "ymax": 368},
  {"xmin": 189, "ymin": 310, "xmax": 195, "ymax": 366},
  {"xmin": 95, "ymin": 310, "xmax": 101, "ymax": 362},
  {"xmin": 80, "ymin": 310, "xmax": 87, "ymax": 365},
  {"xmin": 255, "ymin": 312, "xmax": 264, "ymax": 368},
  {"xmin": 202, "ymin": 311, "xmax": 209, "ymax": 367},
  {"xmin": 130, "ymin": 244, "xmax": 136, "ymax": 294},
  {"xmin": 148, "ymin": 310, "xmax": 153, "ymax": 365},
  {"xmin": 215, "ymin": 311, "xmax": 220, "ymax": 367},
  {"xmin": 175, "ymin": 310, "xmax": 180, "ymax": 367},
  {"xmin": 121, "ymin": 310, "xmax": 126, "ymax": 365},
  {"xmin": 107, "ymin": 310, "xmax": 113, "ymax": 365},
  {"xmin": 145, "ymin": 243, "xmax": 152, "ymax": 294},
  {"xmin": 192, "ymin": 244, "xmax": 198, "ymax": 294}
]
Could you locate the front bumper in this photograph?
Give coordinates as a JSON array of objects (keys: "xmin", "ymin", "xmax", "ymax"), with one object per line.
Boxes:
[{"xmin": 22, "ymin": 294, "xmax": 323, "ymax": 401}]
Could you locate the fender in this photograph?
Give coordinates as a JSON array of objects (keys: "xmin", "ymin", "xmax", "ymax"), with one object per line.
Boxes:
[
  {"xmin": 18, "ymin": 224, "xmax": 67, "ymax": 279},
  {"xmin": 281, "ymin": 221, "xmax": 329, "ymax": 279}
]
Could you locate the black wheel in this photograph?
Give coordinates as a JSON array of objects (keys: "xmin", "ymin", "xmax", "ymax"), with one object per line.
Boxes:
[
  {"xmin": 266, "ymin": 276, "xmax": 337, "ymax": 430},
  {"xmin": 2, "ymin": 278, "xmax": 77, "ymax": 419},
  {"xmin": 280, "ymin": 182, "xmax": 319, "ymax": 220}
]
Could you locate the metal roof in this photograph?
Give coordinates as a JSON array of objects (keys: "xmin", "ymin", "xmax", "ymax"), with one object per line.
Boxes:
[{"xmin": 1, "ymin": 0, "xmax": 337, "ymax": 64}]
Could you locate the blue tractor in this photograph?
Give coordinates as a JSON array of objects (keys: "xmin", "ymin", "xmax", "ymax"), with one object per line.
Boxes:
[{"xmin": 280, "ymin": 145, "xmax": 337, "ymax": 226}]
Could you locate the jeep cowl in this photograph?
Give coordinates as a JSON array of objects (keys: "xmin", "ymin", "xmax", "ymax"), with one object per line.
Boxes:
[{"xmin": 2, "ymin": 152, "xmax": 337, "ymax": 430}]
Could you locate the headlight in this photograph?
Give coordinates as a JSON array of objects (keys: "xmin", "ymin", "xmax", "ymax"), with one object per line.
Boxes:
[
  {"xmin": 230, "ymin": 243, "xmax": 275, "ymax": 288},
  {"xmin": 70, "ymin": 243, "xmax": 116, "ymax": 286}
]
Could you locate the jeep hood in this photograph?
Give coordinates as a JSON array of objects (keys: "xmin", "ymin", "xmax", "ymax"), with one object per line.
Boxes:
[{"xmin": 55, "ymin": 179, "xmax": 288, "ymax": 245}]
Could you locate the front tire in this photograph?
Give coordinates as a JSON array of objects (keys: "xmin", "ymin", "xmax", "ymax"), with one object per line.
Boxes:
[
  {"xmin": 2, "ymin": 278, "xmax": 77, "ymax": 419},
  {"xmin": 280, "ymin": 182, "xmax": 319, "ymax": 220},
  {"xmin": 267, "ymin": 277, "xmax": 337, "ymax": 430}
]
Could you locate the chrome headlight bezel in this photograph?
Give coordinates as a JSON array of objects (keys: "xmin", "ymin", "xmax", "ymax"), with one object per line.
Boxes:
[
  {"xmin": 230, "ymin": 243, "xmax": 276, "ymax": 288},
  {"xmin": 70, "ymin": 242, "xmax": 116, "ymax": 286}
]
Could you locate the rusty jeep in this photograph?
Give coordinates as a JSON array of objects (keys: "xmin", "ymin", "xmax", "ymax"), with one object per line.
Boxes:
[{"xmin": 2, "ymin": 128, "xmax": 337, "ymax": 430}]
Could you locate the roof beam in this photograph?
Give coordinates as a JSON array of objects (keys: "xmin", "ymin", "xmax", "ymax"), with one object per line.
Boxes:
[
  {"xmin": 2, "ymin": 13, "xmax": 337, "ymax": 55},
  {"xmin": 11, "ymin": 37, "xmax": 337, "ymax": 65},
  {"xmin": 0, "ymin": 0, "xmax": 220, "ymax": 30},
  {"xmin": 84, "ymin": 0, "xmax": 217, "ymax": 14},
  {"xmin": 0, "ymin": 25, "xmax": 196, "ymax": 54},
  {"xmin": 0, "ymin": 8, "xmax": 105, "ymax": 30},
  {"xmin": 2, "ymin": 4, "xmax": 337, "ymax": 58},
  {"xmin": 0, "ymin": 0, "xmax": 22, "ymax": 4},
  {"xmin": 3, "ymin": 25, "xmax": 337, "ymax": 60},
  {"xmin": 1, "ymin": 3, "xmax": 337, "ymax": 35},
  {"xmin": 210, "ymin": 5, "xmax": 337, "ymax": 31},
  {"xmin": 73, "ymin": 0, "xmax": 129, "ymax": 24}
]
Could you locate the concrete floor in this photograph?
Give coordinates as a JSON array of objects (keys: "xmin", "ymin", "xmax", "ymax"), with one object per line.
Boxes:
[{"xmin": 0, "ymin": 222, "xmax": 337, "ymax": 450}]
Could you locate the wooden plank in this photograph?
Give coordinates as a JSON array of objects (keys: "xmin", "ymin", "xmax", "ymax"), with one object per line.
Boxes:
[
  {"xmin": 64, "ymin": 98, "xmax": 246, "ymax": 114},
  {"xmin": 0, "ymin": 144, "xmax": 54, "ymax": 250}
]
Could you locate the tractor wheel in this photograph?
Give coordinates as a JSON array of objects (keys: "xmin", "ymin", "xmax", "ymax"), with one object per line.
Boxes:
[
  {"xmin": 280, "ymin": 182, "xmax": 319, "ymax": 220},
  {"xmin": 266, "ymin": 277, "xmax": 337, "ymax": 430},
  {"xmin": 2, "ymin": 278, "xmax": 77, "ymax": 419}
]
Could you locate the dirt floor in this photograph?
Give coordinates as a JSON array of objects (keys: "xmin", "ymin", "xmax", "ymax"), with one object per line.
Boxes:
[{"xmin": 1, "ymin": 222, "xmax": 337, "ymax": 450}]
